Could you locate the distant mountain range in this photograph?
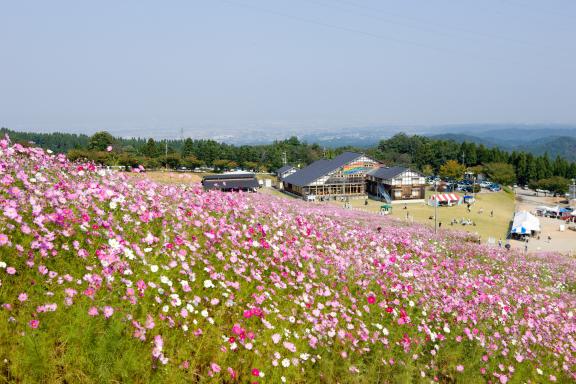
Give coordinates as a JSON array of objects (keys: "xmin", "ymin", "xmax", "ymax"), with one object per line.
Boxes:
[
  {"xmin": 427, "ymin": 125, "xmax": 576, "ymax": 162},
  {"xmin": 299, "ymin": 124, "xmax": 576, "ymax": 162}
]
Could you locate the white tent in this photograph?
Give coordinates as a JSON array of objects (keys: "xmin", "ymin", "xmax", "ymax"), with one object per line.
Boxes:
[{"xmin": 510, "ymin": 211, "xmax": 541, "ymax": 235}]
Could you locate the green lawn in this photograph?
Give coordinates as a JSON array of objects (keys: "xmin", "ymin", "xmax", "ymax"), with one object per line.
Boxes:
[{"xmin": 345, "ymin": 190, "xmax": 516, "ymax": 242}]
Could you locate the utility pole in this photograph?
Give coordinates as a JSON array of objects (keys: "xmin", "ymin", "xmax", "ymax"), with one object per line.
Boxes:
[
  {"xmin": 165, "ymin": 140, "xmax": 168, "ymax": 171},
  {"xmin": 434, "ymin": 180, "xmax": 438, "ymax": 234}
]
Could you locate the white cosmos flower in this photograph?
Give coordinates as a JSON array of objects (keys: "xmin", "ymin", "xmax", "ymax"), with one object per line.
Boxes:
[
  {"xmin": 124, "ymin": 248, "xmax": 135, "ymax": 260},
  {"xmin": 150, "ymin": 265, "xmax": 159, "ymax": 273},
  {"xmin": 203, "ymin": 279, "xmax": 214, "ymax": 288},
  {"xmin": 282, "ymin": 358, "xmax": 290, "ymax": 367},
  {"xmin": 108, "ymin": 238, "xmax": 120, "ymax": 249}
]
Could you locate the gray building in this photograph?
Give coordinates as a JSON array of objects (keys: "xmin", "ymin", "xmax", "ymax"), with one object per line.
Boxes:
[{"xmin": 282, "ymin": 152, "xmax": 380, "ymax": 198}]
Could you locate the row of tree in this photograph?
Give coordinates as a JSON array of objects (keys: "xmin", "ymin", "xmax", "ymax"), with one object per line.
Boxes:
[
  {"xmin": 374, "ymin": 134, "xmax": 576, "ymax": 190},
  {"xmin": 3, "ymin": 128, "xmax": 575, "ymax": 192}
]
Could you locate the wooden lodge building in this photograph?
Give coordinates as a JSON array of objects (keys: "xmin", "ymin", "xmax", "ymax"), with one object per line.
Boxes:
[
  {"xmin": 366, "ymin": 166, "xmax": 426, "ymax": 201},
  {"xmin": 282, "ymin": 152, "xmax": 380, "ymax": 198},
  {"xmin": 282, "ymin": 152, "xmax": 425, "ymax": 201}
]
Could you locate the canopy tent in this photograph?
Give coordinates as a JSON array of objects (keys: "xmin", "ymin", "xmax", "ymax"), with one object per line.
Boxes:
[
  {"xmin": 427, "ymin": 193, "xmax": 461, "ymax": 206},
  {"xmin": 510, "ymin": 211, "xmax": 541, "ymax": 236}
]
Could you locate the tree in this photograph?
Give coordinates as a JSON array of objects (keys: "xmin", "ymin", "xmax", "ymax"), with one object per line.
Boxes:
[
  {"xmin": 213, "ymin": 159, "xmax": 233, "ymax": 171},
  {"xmin": 142, "ymin": 138, "xmax": 159, "ymax": 158},
  {"xmin": 483, "ymin": 162, "xmax": 516, "ymax": 185},
  {"xmin": 439, "ymin": 160, "xmax": 466, "ymax": 180},
  {"xmin": 181, "ymin": 138, "xmax": 195, "ymax": 158},
  {"xmin": 88, "ymin": 131, "xmax": 114, "ymax": 151},
  {"xmin": 467, "ymin": 165, "xmax": 484, "ymax": 177},
  {"xmin": 181, "ymin": 155, "xmax": 203, "ymax": 170},
  {"xmin": 158, "ymin": 153, "xmax": 181, "ymax": 169},
  {"xmin": 531, "ymin": 176, "xmax": 570, "ymax": 195},
  {"xmin": 421, "ymin": 164, "xmax": 434, "ymax": 176},
  {"xmin": 243, "ymin": 161, "xmax": 259, "ymax": 171}
]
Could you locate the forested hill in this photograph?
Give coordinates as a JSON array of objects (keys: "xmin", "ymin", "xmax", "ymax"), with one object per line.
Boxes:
[
  {"xmin": 0, "ymin": 128, "xmax": 91, "ymax": 153},
  {"xmin": 429, "ymin": 131, "xmax": 576, "ymax": 162},
  {"xmin": 2, "ymin": 128, "xmax": 576, "ymax": 186}
]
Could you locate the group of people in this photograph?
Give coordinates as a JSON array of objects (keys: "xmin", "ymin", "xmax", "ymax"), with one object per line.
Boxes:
[
  {"xmin": 449, "ymin": 217, "xmax": 476, "ymax": 226},
  {"xmin": 466, "ymin": 203, "xmax": 494, "ymax": 218}
]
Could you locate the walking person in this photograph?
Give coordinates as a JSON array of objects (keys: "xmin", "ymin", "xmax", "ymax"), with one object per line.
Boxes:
[{"xmin": 498, "ymin": 238, "xmax": 502, "ymax": 248}]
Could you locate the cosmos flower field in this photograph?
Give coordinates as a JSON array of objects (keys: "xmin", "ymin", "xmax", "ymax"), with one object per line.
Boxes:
[{"xmin": 1, "ymin": 140, "xmax": 575, "ymax": 383}]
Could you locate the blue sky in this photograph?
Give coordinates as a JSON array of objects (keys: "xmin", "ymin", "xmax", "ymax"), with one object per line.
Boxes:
[{"xmin": 1, "ymin": 0, "xmax": 575, "ymax": 137}]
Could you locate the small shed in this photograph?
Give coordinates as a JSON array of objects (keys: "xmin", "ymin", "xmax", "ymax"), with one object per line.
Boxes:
[{"xmin": 202, "ymin": 173, "xmax": 260, "ymax": 192}]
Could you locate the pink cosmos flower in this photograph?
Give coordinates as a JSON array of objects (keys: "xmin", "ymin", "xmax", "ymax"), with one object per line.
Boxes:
[
  {"xmin": 106, "ymin": 146, "xmax": 113, "ymax": 152},
  {"xmin": 456, "ymin": 365, "xmax": 464, "ymax": 372},
  {"xmin": 103, "ymin": 306, "xmax": 114, "ymax": 318},
  {"xmin": 88, "ymin": 307, "xmax": 99, "ymax": 316},
  {"xmin": 227, "ymin": 367, "xmax": 237, "ymax": 380},
  {"xmin": 0, "ymin": 234, "xmax": 8, "ymax": 246},
  {"xmin": 6, "ymin": 267, "xmax": 16, "ymax": 275},
  {"xmin": 29, "ymin": 319, "xmax": 39, "ymax": 329},
  {"xmin": 367, "ymin": 295, "xmax": 376, "ymax": 304},
  {"xmin": 251, "ymin": 368, "xmax": 260, "ymax": 377},
  {"xmin": 210, "ymin": 363, "xmax": 221, "ymax": 373},
  {"xmin": 18, "ymin": 293, "xmax": 28, "ymax": 302}
]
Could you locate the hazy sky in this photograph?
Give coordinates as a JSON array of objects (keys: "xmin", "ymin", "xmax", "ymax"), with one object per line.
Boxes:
[{"xmin": 1, "ymin": 0, "xmax": 575, "ymax": 137}]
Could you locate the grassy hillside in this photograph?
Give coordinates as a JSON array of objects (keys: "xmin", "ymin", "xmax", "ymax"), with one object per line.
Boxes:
[{"xmin": 0, "ymin": 138, "xmax": 575, "ymax": 383}]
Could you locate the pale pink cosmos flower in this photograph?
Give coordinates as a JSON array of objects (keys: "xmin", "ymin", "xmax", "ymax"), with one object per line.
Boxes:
[
  {"xmin": 0, "ymin": 234, "xmax": 8, "ymax": 246},
  {"xmin": 88, "ymin": 307, "xmax": 99, "ymax": 316},
  {"xmin": 272, "ymin": 333, "xmax": 281, "ymax": 344},
  {"xmin": 6, "ymin": 266, "xmax": 16, "ymax": 275},
  {"xmin": 283, "ymin": 341, "xmax": 296, "ymax": 353},
  {"xmin": 18, "ymin": 293, "xmax": 28, "ymax": 302},
  {"xmin": 103, "ymin": 306, "xmax": 114, "ymax": 318},
  {"xmin": 210, "ymin": 363, "xmax": 221, "ymax": 373}
]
